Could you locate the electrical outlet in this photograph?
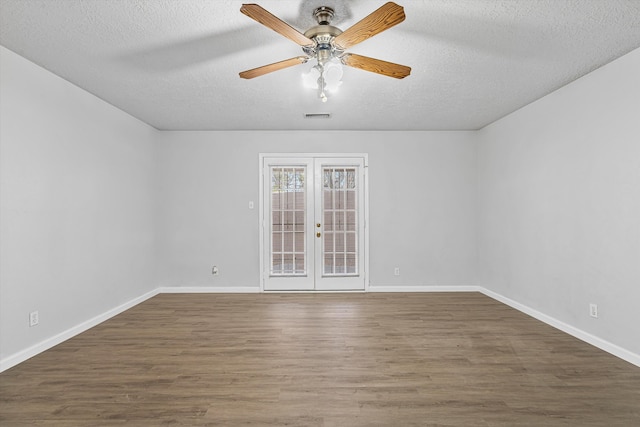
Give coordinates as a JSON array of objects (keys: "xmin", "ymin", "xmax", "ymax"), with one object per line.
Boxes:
[
  {"xmin": 589, "ymin": 303, "xmax": 598, "ymax": 318},
  {"xmin": 29, "ymin": 311, "xmax": 39, "ymax": 327},
  {"xmin": 394, "ymin": 267, "xmax": 400, "ymax": 276},
  {"xmin": 212, "ymin": 266, "xmax": 219, "ymax": 276}
]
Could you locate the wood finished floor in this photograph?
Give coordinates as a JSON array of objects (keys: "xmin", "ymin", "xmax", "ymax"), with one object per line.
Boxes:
[{"xmin": 1, "ymin": 292, "xmax": 639, "ymax": 426}]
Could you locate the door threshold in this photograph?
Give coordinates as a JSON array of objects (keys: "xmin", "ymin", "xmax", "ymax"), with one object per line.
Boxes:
[{"xmin": 262, "ymin": 289, "xmax": 367, "ymax": 293}]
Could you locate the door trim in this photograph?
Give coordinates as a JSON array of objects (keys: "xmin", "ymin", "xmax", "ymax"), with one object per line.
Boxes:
[{"xmin": 259, "ymin": 153, "xmax": 369, "ymax": 292}]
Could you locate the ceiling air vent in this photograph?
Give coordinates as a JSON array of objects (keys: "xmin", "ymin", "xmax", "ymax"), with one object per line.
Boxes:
[{"xmin": 304, "ymin": 113, "xmax": 331, "ymax": 119}]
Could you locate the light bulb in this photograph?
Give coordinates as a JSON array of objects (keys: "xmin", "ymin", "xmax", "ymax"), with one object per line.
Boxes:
[
  {"xmin": 324, "ymin": 61, "xmax": 343, "ymax": 92},
  {"xmin": 302, "ymin": 66, "xmax": 321, "ymax": 89}
]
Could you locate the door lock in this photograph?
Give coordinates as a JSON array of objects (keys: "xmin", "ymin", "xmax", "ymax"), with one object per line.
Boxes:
[{"xmin": 316, "ymin": 223, "xmax": 321, "ymax": 228}]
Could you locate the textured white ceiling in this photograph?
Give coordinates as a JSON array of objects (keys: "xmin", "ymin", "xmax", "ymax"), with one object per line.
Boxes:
[{"xmin": 1, "ymin": 0, "xmax": 640, "ymax": 131}]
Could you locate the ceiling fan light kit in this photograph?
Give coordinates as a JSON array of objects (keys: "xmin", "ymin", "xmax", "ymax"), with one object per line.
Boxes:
[{"xmin": 239, "ymin": 2, "xmax": 411, "ymax": 102}]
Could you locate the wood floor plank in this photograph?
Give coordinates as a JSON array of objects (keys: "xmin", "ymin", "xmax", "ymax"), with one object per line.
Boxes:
[{"xmin": 1, "ymin": 292, "xmax": 639, "ymax": 426}]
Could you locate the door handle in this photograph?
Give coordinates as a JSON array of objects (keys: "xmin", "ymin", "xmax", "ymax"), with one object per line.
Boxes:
[{"xmin": 316, "ymin": 232, "xmax": 321, "ymax": 238}]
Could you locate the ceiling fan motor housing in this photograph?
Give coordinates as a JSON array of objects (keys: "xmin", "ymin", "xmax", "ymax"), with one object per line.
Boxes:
[{"xmin": 304, "ymin": 7, "xmax": 343, "ymax": 65}]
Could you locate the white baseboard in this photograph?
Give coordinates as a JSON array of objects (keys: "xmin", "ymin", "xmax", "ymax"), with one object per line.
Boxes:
[
  {"xmin": 368, "ymin": 285, "xmax": 482, "ymax": 293},
  {"xmin": 480, "ymin": 288, "xmax": 640, "ymax": 368},
  {"xmin": 0, "ymin": 288, "xmax": 159, "ymax": 373},
  {"xmin": 158, "ymin": 286, "xmax": 259, "ymax": 293}
]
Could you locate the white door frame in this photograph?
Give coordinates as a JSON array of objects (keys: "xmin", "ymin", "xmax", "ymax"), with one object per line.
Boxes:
[{"xmin": 259, "ymin": 153, "xmax": 369, "ymax": 292}]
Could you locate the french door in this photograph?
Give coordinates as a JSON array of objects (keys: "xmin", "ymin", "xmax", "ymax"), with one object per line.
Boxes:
[{"xmin": 261, "ymin": 155, "xmax": 367, "ymax": 291}]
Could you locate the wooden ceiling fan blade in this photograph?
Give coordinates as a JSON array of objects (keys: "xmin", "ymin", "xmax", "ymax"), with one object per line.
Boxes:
[
  {"xmin": 333, "ymin": 2, "xmax": 406, "ymax": 50},
  {"xmin": 341, "ymin": 53, "xmax": 411, "ymax": 79},
  {"xmin": 240, "ymin": 4, "xmax": 314, "ymax": 47},
  {"xmin": 239, "ymin": 56, "xmax": 309, "ymax": 79}
]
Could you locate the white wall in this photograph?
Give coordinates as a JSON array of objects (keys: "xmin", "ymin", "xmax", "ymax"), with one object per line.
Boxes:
[
  {"xmin": 155, "ymin": 131, "xmax": 477, "ymax": 289},
  {"xmin": 0, "ymin": 46, "xmax": 157, "ymax": 363},
  {"xmin": 477, "ymin": 48, "xmax": 640, "ymax": 355}
]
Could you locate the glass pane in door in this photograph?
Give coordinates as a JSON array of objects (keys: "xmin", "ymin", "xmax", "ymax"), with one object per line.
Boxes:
[
  {"xmin": 322, "ymin": 167, "xmax": 358, "ymax": 276},
  {"xmin": 271, "ymin": 167, "xmax": 306, "ymax": 275}
]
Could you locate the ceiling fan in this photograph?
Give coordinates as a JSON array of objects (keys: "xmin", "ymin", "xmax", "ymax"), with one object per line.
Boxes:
[{"xmin": 239, "ymin": 2, "xmax": 411, "ymax": 102}]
